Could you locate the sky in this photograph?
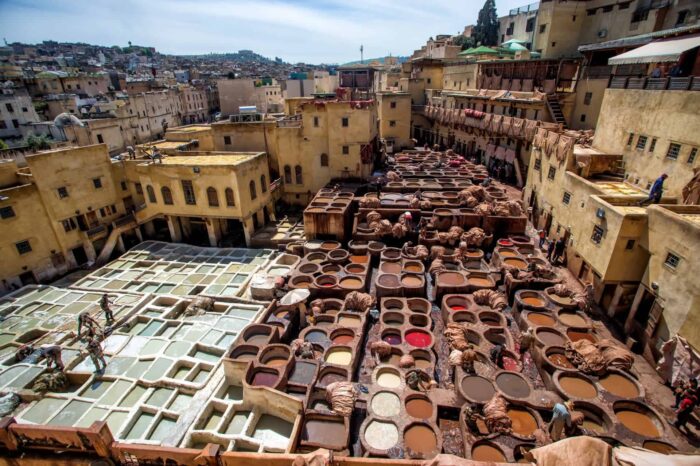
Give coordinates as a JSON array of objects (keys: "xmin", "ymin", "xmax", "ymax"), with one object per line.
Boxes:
[{"xmin": 0, "ymin": 0, "xmax": 530, "ymax": 64}]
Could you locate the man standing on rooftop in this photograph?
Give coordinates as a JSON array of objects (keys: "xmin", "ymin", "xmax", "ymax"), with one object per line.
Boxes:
[{"xmin": 638, "ymin": 173, "xmax": 668, "ymax": 206}]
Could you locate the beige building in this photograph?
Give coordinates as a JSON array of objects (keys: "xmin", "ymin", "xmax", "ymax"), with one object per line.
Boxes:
[
  {"xmin": 377, "ymin": 92, "xmax": 412, "ymax": 152},
  {"xmin": 179, "ymin": 85, "xmax": 210, "ymax": 124},
  {"xmin": 0, "ymin": 85, "xmax": 43, "ymax": 144},
  {"xmin": 217, "ymin": 78, "xmax": 283, "ymax": 115}
]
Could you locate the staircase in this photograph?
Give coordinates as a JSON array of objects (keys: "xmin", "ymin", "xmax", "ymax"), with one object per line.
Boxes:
[
  {"xmin": 546, "ymin": 94, "xmax": 567, "ymax": 129},
  {"xmin": 95, "ymin": 214, "xmax": 138, "ymax": 265}
]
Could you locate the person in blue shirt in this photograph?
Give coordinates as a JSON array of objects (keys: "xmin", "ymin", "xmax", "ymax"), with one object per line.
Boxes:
[
  {"xmin": 638, "ymin": 174, "xmax": 667, "ymax": 206},
  {"xmin": 550, "ymin": 401, "xmax": 574, "ymax": 441}
]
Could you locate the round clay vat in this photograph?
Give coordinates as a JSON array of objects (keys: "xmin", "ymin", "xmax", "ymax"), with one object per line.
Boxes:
[
  {"xmin": 410, "ymin": 349, "xmax": 433, "ymax": 370},
  {"xmin": 258, "ymin": 345, "xmax": 292, "ymax": 367},
  {"xmin": 510, "ymin": 235, "xmax": 531, "ymax": 245},
  {"xmin": 544, "ymin": 346, "xmax": 575, "ymax": 370},
  {"xmin": 247, "ymin": 367, "xmax": 281, "ymax": 388},
  {"xmin": 535, "ymin": 327, "xmax": 568, "ymax": 347},
  {"xmin": 464, "ymin": 249, "xmax": 484, "ymax": 260},
  {"xmin": 290, "ymin": 275, "xmax": 313, "ymax": 289},
  {"xmin": 507, "ymin": 406, "xmax": 539, "ymax": 437},
  {"xmin": 557, "ymin": 310, "xmax": 589, "ymax": 327},
  {"xmin": 556, "ymin": 372, "xmax": 598, "ymax": 399},
  {"xmin": 479, "ymin": 310, "xmax": 505, "ymax": 327},
  {"xmin": 363, "ymin": 419, "xmax": 399, "ymax": 451},
  {"xmin": 405, "ymin": 394, "xmax": 434, "ymax": 419},
  {"xmin": 368, "ymin": 241, "xmax": 386, "ymax": 254},
  {"xmin": 243, "ymin": 325, "xmax": 274, "ymax": 345},
  {"xmin": 525, "ymin": 311, "xmax": 557, "ymax": 327},
  {"xmin": 229, "ymin": 344, "xmax": 259, "ymax": 362},
  {"xmin": 545, "ymin": 287, "xmax": 578, "ymax": 309},
  {"xmin": 348, "ymin": 240, "xmax": 369, "ymax": 255},
  {"xmin": 409, "ymin": 314, "xmax": 430, "ymax": 328},
  {"xmin": 466, "ymin": 273, "xmax": 494, "ymax": 288},
  {"xmin": 339, "ymin": 276, "xmax": 364, "ymax": 290},
  {"xmin": 306, "ymin": 252, "xmax": 327, "ymax": 263},
  {"xmin": 497, "ymin": 247, "xmax": 519, "ymax": 258},
  {"xmin": 437, "ymin": 271, "xmax": 468, "ymax": 287},
  {"xmin": 570, "ymin": 401, "xmax": 613, "ymax": 435},
  {"xmin": 387, "ymin": 348, "xmax": 405, "ymax": 366},
  {"xmin": 314, "ymin": 315, "xmax": 335, "ymax": 328},
  {"xmin": 407, "ymin": 298, "xmax": 431, "ymax": 314},
  {"xmin": 495, "ymin": 371, "xmax": 531, "ymax": 399},
  {"xmin": 320, "ymin": 241, "xmax": 341, "ymax": 251},
  {"xmin": 405, "ymin": 329, "xmax": 432, "ymax": 348},
  {"xmin": 304, "ymin": 329, "xmax": 329, "ymax": 344},
  {"xmin": 598, "ymin": 371, "xmax": 641, "ymax": 398},
  {"xmin": 316, "ymin": 367, "xmax": 348, "ymax": 388},
  {"xmin": 299, "ymin": 263, "xmax": 321, "ymax": 274},
  {"xmin": 323, "ymin": 299, "xmax": 343, "ymax": 313},
  {"xmin": 327, "ymin": 207, "xmax": 342, "ymax": 213},
  {"xmin": 643, "ymin": 441, "xmax": 676, "ymax": 454},
  {"xmin": 444, "ymin": 295, "xmax": 472, "ymax": 311},
  {"xmin": 503, "ymin": 257, "xmax": 528, "ymax": 269},
  {"xmin": 516, "ymin": 290, "xmax": 548, "ymax": 310},
  {"xmin": 380, "ymin": 261, "xmax": 402, "ymax": 274},
  {"xmin": 401, "ymin": 274, "xmax": 424, "ymax": 288},
  {"xmin": 383, "ymin": 298, "xmax": 404, "ymax": 311},
  {"xmin": 321, "ymin": 264, "xmax": 341, "ymax": 275},
  {"xmin": 403, "ymin": 261, "xmax": 425, "ymax": 274},
  {"xmin": 459, "ymin": 375, "xmax": 496, "ymax": 403},
  {"xmin": 306, "ymin": 207, "xmax": 325, "ymax": 213},
  {"xmin": 382, "ymin": 312, "xmax": 405, "ymax": 328},
  {"xmin": 314, "ymin": 274, "xmax": 338, "ymax": 288},
  {"xmin": 404, "ymin": 423, "xmax": 439, "ymax": 458},
  {"xmin": 344, "ymin": 263, "xmax": 366, "ymax": 275},
  {"xmin": 382, "ymin": 248, "xmax": 402, "ymax": 261},
  {"xmin": 613, "ymin": 400, "xmax": 664, "ymax": 438},
  {"xmin": 324, "ymin": 346, "xmax": 353, "ymax": 366},
  {"xmin": 382, "ymin": 329, "xmax": 402, "ymax": 346},
  {"xmin": 377, "ymin": 274, "xmax": 400, "ymax": 288},
  {"xmin": 434, "ymin": 208, "xmax": 452, "ymax": 217},
  {"xmin": 484, "ymin": 327, "xmax": 508, "ymax": 346},
  {"xmin": 371, "ymin": 391, "xmax": 401, "ymax": 418},
  {"xmin": 497, "ymin": 239, "xmax": 514, "ymax": 247},
  {"xmin": 330, "ymin": 329, "xmax": 355, "ymax": 345},
  {"xmin": 465, "ymin": 328, "xmax": 482, "ymax": 345},
  {"xmin": 327, "ymin": 249, "xmax": 349, "ymax": 263},
  {"xmin": 471, "ymin": 441, "xmax": 507, "ymax": 462},
  {"xmin": 336, "ymin": 313, "xmax": 362, "ymax": 327},
  {"xmin": 452, "ymin": 310, "xmax": 478, "ymax": 324},
  {"xmin": 566, "ymin": 329, "xmax": 597, "ymax": 344},
  {"xmin": 375, "ymin": 367, "xmax": 402, "ymax": 389}
]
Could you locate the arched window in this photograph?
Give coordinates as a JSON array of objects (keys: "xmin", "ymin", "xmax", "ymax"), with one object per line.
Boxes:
[
  {"xmin": 320, "ymin": 153, "xmax": 329, "ymax": 167},
  {"xmin": 161, "ymin": 186, "xmax": 173, "ymax": 205},
  {"xmin": 207, "ymin": 187, "xmax": 219, "ymax": 207},
  {"xmin": 295, "ymin": 165, "xmax": 303, "ymax": 185},
  {"xmin": 284, "ymin": 165, "xmax": 292, "ymax": 184},
  {"xmin": 225, "ymin": 188, "xmax": 235, "ymax": 207},
  {"xmin": 146, "ymin": 185, "xmax": 156, "ymax": 203},
  {"xmin": 261, "ymin": 175, "xmax": 267, "ymax": 193},
  {"xmin": 249, "ymin": 180, "xmax": 257, "ymax": 200}
]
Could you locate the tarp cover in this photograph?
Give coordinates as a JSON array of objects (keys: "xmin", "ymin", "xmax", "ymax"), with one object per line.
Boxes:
[
  {"xmin": 613, "ymin": 446, "xmax": 700, "ymax": 466},
  {"xmin": 608, "ymin": 35, "xmax": 700, "ymax": 65}
]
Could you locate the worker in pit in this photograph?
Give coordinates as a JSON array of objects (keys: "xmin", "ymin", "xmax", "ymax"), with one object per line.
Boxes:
[
  {"xmin": 100, "ymin": 293, "xmax": 115, "ymax": 324},
  {"xmin": 77, "ymin": 312, "xmax": 100, "ymax": 339},
  {"xmin": 549, "ymin": 400, "xmax": 574, "ymax": 441},
  {"xmin": 84, "ymin": 336, "xmax": 107, "ymax": 373},
  {"xmin": 39, "ymin": 345, "xmax": 65, "ymax": 372}
]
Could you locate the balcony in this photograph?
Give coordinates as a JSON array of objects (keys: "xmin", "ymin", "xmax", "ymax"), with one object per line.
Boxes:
[{"xmin": 608, "ymin": 76, "xmax": 700, "ymax": 91}]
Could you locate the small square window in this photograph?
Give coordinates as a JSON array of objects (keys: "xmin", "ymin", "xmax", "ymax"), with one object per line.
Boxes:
[
  {"xmin": 562, "ymin": 192, "xmax": 571, "ymax": 205},
  {"xmin": 551, "ymin": 42, "xmax": 556, "ymax": 47},
  {"xmin": 96, "ymin": 134, "xmax": 104, "ymax": 144},
  {"xmin": 62, "ymin": 218, "xmax": 76, "ymax": 232},
  {"xmin": 57, "ymin": 186, "xmax": 69, "ymax": 198},
  {"xmin": 342, "ymin": 145, "xmax": 349, "ymax": 155},
  {"xmin": 341, "ymin": 117, "xmax": 349, "ymax": 127},
  {"xmin": 15, "ymin": 240, "xmax": 32, "ymax": 255},
  {"xmin": 591, "ymin": 225, "xmax": 604, "ymax": 244},
  {"xmin": 0, "ymin": 206, "xmax": 15, "ymax": 219},
  {"xmin": 534, "ymin": 159, "xmax": 541, "ymax": 171},
  {"xmin": 427, "ymin": 78, "xmax": 431, "ymax": 84},
  {"xmin": 664, "ymin": 252, "xmax": 681, "ymax": 269},
  {"xmin": 389, "ymin": 121, "xmax": 396, "ymax": 127},
  {"xmin": 313, "ymin": 116, "xmax": 319, "ymax": 127},
  {"xmin": 135, "ymin": 183, "xmax": 143, "ymax": 194},
  {"xmin": 390, "ymin": 101, "xmax": 396, "ymax": 109},
  {"xmin": 583, "ymin": 92, "xmax": 592, "ymax": 105},
  {"xmin": 224, "ymin": 136, "xmax": 231, "ymax": 145},
  {"xmin": 625, "ymin": 239, "xmax": 635, "ymax": 250},
  {"xmin": 580, "ymin": 114, "xmax": 586, "ymax": 122},
  {"xmin": 666, "ymin": 143, "xmax": 681, "ymax": 160},
  {"xmin": 93, "ymin": 177, "xmax": 102, "ymax": 189},
  {"xmin": 688, "ymin": 148, "xmax": 697, "ymax": 164},
  {"xmin": 649, "ymin": 138, "xmax": 657, "ymax": 153},
  {"xmin": 626, "ymin": 133, "xmax": 635, "ymax": 146},
  {"xmin": 547, "ymin": 166, "xmax": 556, "ymax": 180},
  {"xmin": 636, "ymin": 135, "xmax": 647, "ymax": 150},
  {"xmin": 121, "ymin": 181, "xmax": 127, "ymax": 191},
  {"xmin": 539, "ymin": 24, "xmax": 547, "ymax": 33}
]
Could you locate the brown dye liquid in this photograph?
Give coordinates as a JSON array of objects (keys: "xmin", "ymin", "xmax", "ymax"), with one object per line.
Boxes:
[
  {"xmin": 439, "ymin": 272, "xmax": 465, "ymax": 286},
  {"xmin": 234, "ymin": 352, "xmax": 257, "ymax": 361},
  {"xmin": 644, "ymin": 441, "xmax": 674, "ymax": 454},
  {"xmin": 378, "ymin": 275, "xmax": 400, "ymax": 287},
  {"xmin": 548, "ymin": 353, "xmax": 574, "ymax": 369},
  {"xmin": 468, "ymin": 277, "xmax": 492, "ymax": 287},
  {"xmin": 599, "ymin": 374, "xmax": 639, "ymax": 398},
  {"xmin": 560, "ymin": 376, "xmax": 597, "ymax": 399},
  {"xmin": 350, "ymin": 255, "xmax": 369, "ymax": 263},
  {"xmin": 402, "ymin": 275, "xmax": 422, "ymax": 287},
  {"xmin": 472, "ymin": 444, "xmax": 506, "ymax": 462},
  {"xmin": 537, "ymin": 330, "xmax": 566, "ymax": 346},
  {"xmin": 384, "ymin": 318, "xmax": 403, "ymax": 327},
  {"xmin": 381, "ymin": 262, "xmax": 402, "ymax": 274},
  {"xmin": 252, "ymin": 371, "xmax": 278, "ymax": 387},
  {"xmin": 558, "ymin": 312, "xmax": 587, "ymax": 327},
  {"xmin": 340, "ymin": 277, "xmax": 363, "ymax": 288},
  {"xmin": 404, "ymin": 264, "xmax": 422, "ymax": 272},
  {"xmin": 404, "ymin": 425, "xmax": 437, "ymax": 456},
  {"xmin": 496, "ymin": 373, "xmax": 531, "ymax": 398},
  {"xmin": 617, "ymin": 410, "xmax": 660, "ymax": 437},
  {"xmin": 346, "ymin": 265, "xmax": 365, "ymax": 273},
  {"xmin": 504, "ymin": 258, "xmax": 527, "ymax": 269},
  {"xmin": 522, "ymin": 296, "xmax": 545, "ymax": 307},
  {"xmin": 302, "ymin": 419, "xmax": 346, "ymax": 445},
  {"xmin": 319, "ymin": 372, "xmax": 345, "ymax": 386},
  {"xmin": 507, "ymin": 408, "xmax": 538, "ymax": 436},
  {"xmin": 294, "ymin": 281, "xmax": 311, "ymax": 289},
  {"xmin": 461, "ymin": 376, "xmax": 496, "ymax": 402},
  {"xmin": 405, "ymin": 398, "xmax": 433, "ymax": 419},
  {"xmin": 264, "ymin": 357, "xmax": 288, "ymax": 367},
  {"xmin": 321, "ymin": 242, "xmax": 338, "ymax": 249},
  {"xmin": 582, "ymin": 419, "xmax": 604, "ymax": 433},
  {"xmin": 499, "ymin": 250, "xmax": 517, "ymax": 257},
  {"xmin": 246, "ymin": 334, "xmax": 269, "ymax": 344},
  {"xmin": 388, "ymin": 353, "xmax": 402, "ymax": 366},
  {"xmin": 528, "ymin": 313, "xmax": 555, "ymax": 326},
  {"xmin": 414, "ymin": 358, "xmax": 431, "ymax": 369},
  {"xmin": 567, "ymin": 330, "xmax": 596, "ymax": 343}
]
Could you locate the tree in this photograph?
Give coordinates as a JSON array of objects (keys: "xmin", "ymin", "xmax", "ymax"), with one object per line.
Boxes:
[
  {"xmin": 0, "ymin": 139, "xmax": 8, "ymax": 150},
  {"xmin": 473, "ymin": 0, "xmax": 499, "ymax": 46},
  {"xmin": 453, "ymin": 35, "xmax": 476, "ymax": 51},
  {"xmin": 25, "ymin": 134, "xmax": 51, "ymax": 152}
]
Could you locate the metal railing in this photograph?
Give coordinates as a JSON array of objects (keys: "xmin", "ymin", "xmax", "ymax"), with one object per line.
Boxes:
[
  {"xmin": 509, "ymin": 2, "xmax": 538, "ymax": 15},
  {"xmin": 85, "ymin": 224, "xmax": 107, "ymax": 237},
  {"xmin": 608, "ymin": 76, "xmax": 699, "ymax": 91}
]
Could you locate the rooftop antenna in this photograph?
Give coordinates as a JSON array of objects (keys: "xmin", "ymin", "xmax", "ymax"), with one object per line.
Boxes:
[{"xmin": 360, "ymin": 45, "xmax": 364, "ymax": 64}]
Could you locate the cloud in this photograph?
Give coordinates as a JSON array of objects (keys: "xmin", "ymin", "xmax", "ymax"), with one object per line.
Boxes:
[{"xmin": 0, "ymin": 0, "xmax": 529, "ymax": 63}]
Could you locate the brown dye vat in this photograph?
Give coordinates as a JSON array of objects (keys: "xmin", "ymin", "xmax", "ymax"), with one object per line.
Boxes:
[
  {"xmin": 322, "ymin": 264, "xmax": 341, "ymax": 275},
  {"xmin": 616, "ymin": 410, "xmax": 660, "ymax": 438},
  {"xmin": 438, "ymin": 272, "xmax": 466, "ymax": 286},
  {"xmin": 402, "ymin": 275, "xmax": 423, "ymax": 287},
  {"xmin": 245, "ymin": 334, "xmax": 270, "ymax": 345},
  {"xmin": 547, "ymin": 291, "xmax": 575, "ymax": 307},
  {"xmin": 345, "ymin": 264, "xmax": 366, "ymax": 274},
  {"xmin": 522, "ymin": 296, "xmax": 546, "ymax": 307},
  {"xmin": 536, "ymin": 329, "xmax": 567, "ymax": 346},
  {"xmin": 560, "ymin": 376, "xmax": 597, "ymax": 399},
  {"xmin": 548, "ymin": 353, "xmax": 574, "ymax": 369},
  {"xmin": 302, "ymin": 418, "xmax": 346, "ymax": 445},
  {"xmin": 350, "ymin": 255, "xmax": 369, "ymax": 264},
  {"xmin": 503, "ymin": 257, "xmax": 528, "ymax": 269},
  {"xmin": 528, "ymin": 313, "xmax": 555, "ymax": 326},
  {"xmin": 263, "ymin": 357, "xmax": 288, "ymax": 367},
  {"xmin": 404, "ymin": 424, "xmax": 437, "ymax": 456},
  {"xmin": 337, "ymin": 315, "xmax": 361, "ymax": 327},
  {"xmin": 339, "ymin": 277, "xmax": 363, "ymax": 289},
  {"xmin": 413, "ymin": 356, "xmax": 432, "ymax": 370},
  {"xmin": 408, "ymin": 299, "xmax": 430, "ymax": 314},
  {"xmin": 472, "ymin": 444, "xmax": 506, "ymax": 462},
  {"xmin": 507, "ymin": 408, "xmax": 538, "ymax": 436},
  {"xmin": 496, "ymin": 373, "xmax": 531, "ymax": 398},
  {"xmin": 404, "ymin": 263, "xmax": 423, "ymax": 272},
  {"xmin": 567, "ymin": 330, "xmax": 596, "ymax": 343},
  {"xmin": 251, "ymin": 370, "xmax": 279, "ymax": 387},
  {"xmin": 468, "ymin": 277, "xmax": 492, "ymax": 287},
  {"xmin": 321, "ymin": 241, "xmax": 340, "ymax": 250},
  {"xmin": 405, "ymin": 397, "xmax": 433, "ymax": 419},
  {"xmin": 378, "ymin": 274, "xmax": 401, "ymax": 287},
  {"xmin": 581, "ymin": 418, "xmax": 604, "ymax": 433},
  {"xmin": 599, "ymin": 374, "xmax": 639, "ymax": 398},
  {"xmin": 291, "ymin": 276, "xmax": 312, "ymax": 289},
  {"xmin": 384, "ymin": 299, "xmax": 404, "ymax": 310},
  {"xmin": 381, "ymin": 262, "xmax": 402, "ymax": 274},
  {"xmin": 318, "ymin": 371, "xmax": 346, "ymax": 387},
  {"xmin": 558, "ymin": 312, "xmax": 587, "ymax": 327},
  {"xmin": 643, "ymin": 441, "xmax": 675, "ymax": 454},
  {"xmin": 499, "ymin": 249, "xmax": 518, "ymax": 257},
  {"xmin": 461, "ymin": 375, "xmax": 495, "ymax": 402},
  {"xmin": 388, "ymin": 353, "xmax": 403, "ymax": 366},
  {"xmin": 299, "ymin": 263, "xmax": 320, "ymax": 274}
]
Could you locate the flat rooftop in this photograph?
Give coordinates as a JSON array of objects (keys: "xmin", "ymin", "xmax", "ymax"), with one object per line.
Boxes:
[
  {"xmin": 594, "ymin": 181, "xmax": 645, "ymax": 196},
  {"xmin": 141, "ymin": 153, "xmax": 264, "ymax": 167},
  {"xmin": 168, "ymin": 125, "xmax": 212, "ymax": 133}
]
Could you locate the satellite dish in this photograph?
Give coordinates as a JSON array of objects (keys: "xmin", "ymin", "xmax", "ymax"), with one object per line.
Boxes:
[{"xmin": 279, "ymin": 289, "xmax": 310, "ymax": 306}]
